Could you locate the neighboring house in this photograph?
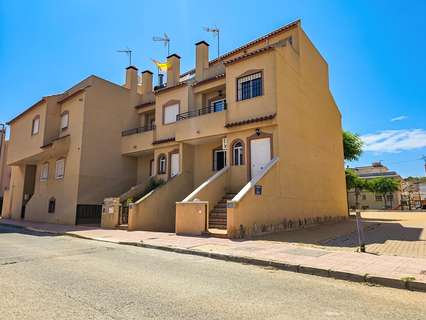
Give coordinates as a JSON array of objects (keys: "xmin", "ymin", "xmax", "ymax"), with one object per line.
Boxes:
[
  {"xmin": 419, "ymin": 183, "xmax": 426, "ymax": 209},
  {"xmin": 106, "ymin": 20, "xmax": 348, "ymax": 238},
  {"xmin": 348, "ymin": 162, "xmax": 403, "ymax": 210},
  {"xmin": 0, "ymin": 125, "xmax": 11, "ymax": 214},
  {"xmin": 1, "ymin": 68, "xmax": 145, "ymax": 224}
]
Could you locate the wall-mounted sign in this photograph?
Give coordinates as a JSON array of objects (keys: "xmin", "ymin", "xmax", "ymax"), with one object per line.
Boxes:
[
  {"xmin": 254, "ymin": 185, "xmax": 262, "ymax": 195},
  {"xmin": 222, "ymin": 137, "xmax": 228, "ymax": 150}
]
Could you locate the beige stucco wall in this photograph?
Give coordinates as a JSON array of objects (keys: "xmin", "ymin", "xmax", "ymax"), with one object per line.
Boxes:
[
  {"xmin": 23, "ymin": 92, "xmax": 84, "ymax": 224},
  {"xmin": 128, "ymin": 172, "xmax": 193, "ymax": 232},
  {"xmin": 175, "ymin": 201, "xmax": 207, "ymax": 235},
  {"xmin": 155, "ymin": 86, "xmax": 191, "ymax": 141},
  {"xmin": 7, "ymin": 101, "xmax": 47, "ymax": 165},
  {"xmin": 225, "ymin": 51, "xmax": 277, "ymax": 123},
  {"xmin": 271, "ymin": 36, "xmax": 347, "ymax": 222},
  {"xmin": 77, "ymin": 77, "xmax": 138, "ymax": 204}
]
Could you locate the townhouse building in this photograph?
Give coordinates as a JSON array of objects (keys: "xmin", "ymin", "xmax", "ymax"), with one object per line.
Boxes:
[
  {"xmin": 348, "ymin": 162, "xmax": 403, "ymax": 210},
  {"xmin": 0, "ymin": 125, "xmax": 11, "ymax": 213},
  {"xmin": 1, "ymin": 70, "xmax": 145, "ymax": 224},
  {"xmin": 102, "ymin": 20, "xmax": 348, "ymax": 238}
]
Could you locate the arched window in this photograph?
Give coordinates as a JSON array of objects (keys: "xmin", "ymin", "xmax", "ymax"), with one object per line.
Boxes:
[
  {"xmin": 232, "ymin": 140, "xmax": 244, "ymax": 166},
  {"xmin": 158, "ymin": 154, "xmax": 167, "ymax": 174},
  {"xmin": 48, "ymin": 197, "xmax": 56, "ymax": 213}
]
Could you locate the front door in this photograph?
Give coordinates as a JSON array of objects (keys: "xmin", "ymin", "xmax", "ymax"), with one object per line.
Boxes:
[
  {"xmin": 213, "ymin": 149, "xmax": 226, "ymax": 171},
  {"xmin": 250, "ymin": 138, "xmax": 271, "ymax": 178},
  {"xmin": 170, "ymin": 153, "xmax": 180, "ymax": 178}
]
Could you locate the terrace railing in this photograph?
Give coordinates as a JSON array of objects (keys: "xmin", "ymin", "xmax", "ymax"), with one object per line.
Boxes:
[
  {"xmin": 176, "ymin": 101, "xmax": 227, "ymax": 121},
  {"xmin": 121, "ymin": 124, "xmax": 156, "ymax": 137}
]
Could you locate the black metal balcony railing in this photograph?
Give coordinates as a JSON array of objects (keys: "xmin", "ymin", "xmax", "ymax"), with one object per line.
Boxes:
[
  {"xmin": 121, "ymin": 124, "xmax": 156, "ymax": 137},
  {"xmin": 176, "ymin": 101, "xmax": 227, "ymax": 121}
]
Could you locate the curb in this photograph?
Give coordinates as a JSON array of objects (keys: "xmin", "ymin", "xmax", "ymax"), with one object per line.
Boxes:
[{"xmin": 1, "ymin": 221, "xmax": 425, "ymax": 293}]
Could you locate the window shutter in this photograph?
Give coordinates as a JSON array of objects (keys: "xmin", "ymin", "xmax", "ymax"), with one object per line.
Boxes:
[{"xmin": 164, "ymin": 104, "xmax": 179, "ymax": 124}]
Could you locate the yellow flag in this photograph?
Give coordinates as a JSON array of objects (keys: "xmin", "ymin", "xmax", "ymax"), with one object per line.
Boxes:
[{"xmin": 151, "ymin": 59, "xmax": 170, "ymax": 72}]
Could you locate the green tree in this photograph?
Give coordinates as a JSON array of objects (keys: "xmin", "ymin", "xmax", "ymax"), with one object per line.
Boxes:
[
  {"xmin": 368, "ymin": 177, "xmax": 400, "ymax": 209},
  {"xmin": 345, "ymin": 169, "xmax": 368, "ymax": 210},
  {"xmin": 343, "ymin": 131, "xmax": 363, "ymax": 161}
]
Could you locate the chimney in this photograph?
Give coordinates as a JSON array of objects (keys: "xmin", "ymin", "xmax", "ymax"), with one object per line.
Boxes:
[
  {"xmin": 125, "ymin": 65, "xmax": 138, "ymax": 92},
  {"xmin": 166, "ymin": 54, "xmax": 180, "ymax": 87},
  {"xmin": 141, "ymin": 70, "xmax": 153, "ymax": 95},
  {"xmin": 195, "ymin": 41, "xmax": 209, "ymax": 81}
]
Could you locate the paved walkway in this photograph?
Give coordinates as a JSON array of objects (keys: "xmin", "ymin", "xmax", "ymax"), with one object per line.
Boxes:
[
  {"xmin": 1, "ymin": 216, "xmax": 426, "ymax": 292},
  {"xmin": 259, "ymin": 211, "xmax": 426, "ymax": 258}
]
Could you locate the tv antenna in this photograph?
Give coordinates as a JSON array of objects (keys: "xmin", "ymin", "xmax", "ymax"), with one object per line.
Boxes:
[
  {"xmin": 204, "ymin": 26, "xmax": 220, "ymax": 58},
  {"xmin": 117, "ymin": 47, "xmax": 133, "ymax": 66},
  {"xmin": 152, "ymin": 33, "xmax": 170, "ymax": 56}
]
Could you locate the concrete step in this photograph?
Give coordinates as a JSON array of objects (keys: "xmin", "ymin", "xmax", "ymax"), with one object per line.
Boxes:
[
  {"xmin": 206, "ymin": 228, "xmax": 228, "ymax": 238},
  {"xmin": 211, "ymin": 207, "xmax": 227, "ymax": 213},
  {"xmin": 116, "ymin": 224, "xmax": 128, "ymax": 230}
]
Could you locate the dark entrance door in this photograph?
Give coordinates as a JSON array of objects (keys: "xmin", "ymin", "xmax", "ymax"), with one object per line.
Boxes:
[{"xmin": 213, "ymin": 149, "xmax": 226, "ymax": 171}]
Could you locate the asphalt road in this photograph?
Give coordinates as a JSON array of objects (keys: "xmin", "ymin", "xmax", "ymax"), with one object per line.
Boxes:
[{"xmin": 0, "ymin": 224, "xmax": 425, "ymax": 320}]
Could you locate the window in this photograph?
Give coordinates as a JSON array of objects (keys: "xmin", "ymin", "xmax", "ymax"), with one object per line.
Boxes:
[
  {"xmin": 387, "ymin": 194, "xmax": 394, "ymax": 201},
  {"xmin": 40, "ymin": 163, "xmax": 49, "ymax": 181},
  {"xmin": 164, "ymin": 103, "xmax": 179, "ymax": 124},
  {"xmin": 32, "ymin": 116, "xmax": 40, "ymax": 135},
  {"xmin": 375, "ymin": 195, "xmax": 383, "ymax": 201},
  {"xmin": 48, "ymin": 197, "xmax": 56, "ymax": 213},
  {"xmin": 210, "ymin": 99, "xmax": 226, "ymax": 112},
  {"xmin": 232, "ymin": 140, "xmax": 244, "ymax": 166},
  {"xmin": 361, "ymin": 194, "xmax": 366, "ymax": 200},
  {"xmin": 158, "ymin": 154, "xmax": 166, "ymax": 174},
  {"xmin": 60, "ymin": 111, "xmax": 69, "ymax": 131},
  {"xmin": 55, "ymin": 158, "xmax": 65, "ymax": 180},
  {"xmin": 237, "ymin": 72, "xmax": 262, "ymax": 101}
]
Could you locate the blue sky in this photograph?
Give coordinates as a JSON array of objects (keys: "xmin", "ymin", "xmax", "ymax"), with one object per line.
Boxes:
[{"xmin": 1, "ymin": 0, "xmax": 425, "ymax": 177}]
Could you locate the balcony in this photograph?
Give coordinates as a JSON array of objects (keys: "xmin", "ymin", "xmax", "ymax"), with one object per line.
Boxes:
[
  {"xmin": 176, "ymin": 101, "xmax": 227, "ymax": 121},
  {"xmin": 121, "ymin": 125, "xmax": 155, "ymax": 156},
  {"xmin": 175, "ymin": 102, "xmax": 227, "ymax": 141},
  {"xmin": 122, "ymin": 124, "xmax": 156, "ymax": 137}
]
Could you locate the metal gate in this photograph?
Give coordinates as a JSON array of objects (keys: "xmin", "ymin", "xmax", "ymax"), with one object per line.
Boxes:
[
  {"xmin": 120, "ymin": 204, "xmax": 129, "ymax": 225},
  {"xmin": 75, "ymin": 204, "xmax": 102, "ymax": 225}
]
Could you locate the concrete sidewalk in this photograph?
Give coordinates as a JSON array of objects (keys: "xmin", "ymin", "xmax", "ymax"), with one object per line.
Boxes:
[{"xmin": 1, "ymin": 218, "xmax": 426, "ymax": 292}]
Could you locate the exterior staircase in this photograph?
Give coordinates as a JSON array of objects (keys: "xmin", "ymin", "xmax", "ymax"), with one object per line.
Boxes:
[{"xmin": 208, "ymin": 193, "xmax": 237, "ymax": 230}]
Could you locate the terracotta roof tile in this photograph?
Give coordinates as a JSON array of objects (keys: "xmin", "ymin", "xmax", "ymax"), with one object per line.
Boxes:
[
  {"xmin": 152, "ymin": 137, "xmax": 175, "ymax": 145},
  {"xmin": 224, "ymin": 113, "xmax": 276, "ymax": 128}
]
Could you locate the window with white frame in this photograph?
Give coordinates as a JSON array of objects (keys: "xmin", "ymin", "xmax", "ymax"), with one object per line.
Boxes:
[
  {"xmin": 40, "ymin": 163, "xmax": 49, "ymax": 181},
  {"xmin": 60, "ymin": 112, "xmax": 69, "ymax": 130},
  {"xmin": 163, "ymin": 104, "xmax": 179, "ymax": 124},
  {"xmin": 237, "ymin": 72, "xmax": 262, "ymax": 101},
  {"xmin": 232, "ymin": 141, "xmax": 244, "ymax": 166},
  {"xmin": 158, "ymin": 155, "xmax": 166, "ymax": 174},
  {"xmin": 32, "ymin": 116, "xmax": 40, "ymax": 135},
  {"xmin": 55, "ymin": 158, "xmax": 65, "ymax": 180}
]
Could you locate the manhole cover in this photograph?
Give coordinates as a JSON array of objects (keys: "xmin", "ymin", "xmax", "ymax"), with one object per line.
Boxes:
[{"xmin": 282, "ymin": 247, "xmax": 329, "ymax": 257}]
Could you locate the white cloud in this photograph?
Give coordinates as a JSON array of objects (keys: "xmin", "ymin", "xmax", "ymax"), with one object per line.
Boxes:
[
  {"xmin": 390, "ymin": 115, "xmax": 408, "ymax": 122},
  {"xmin": 361, "ymin": 129, "xmax": 426, "ymax": 153}
]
